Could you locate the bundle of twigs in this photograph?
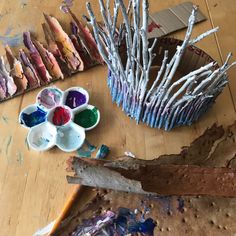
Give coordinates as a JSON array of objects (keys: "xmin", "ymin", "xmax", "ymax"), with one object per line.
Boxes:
[{"xmin": 86, "ymin": 0, "xmax": 236, "ymax": 130}]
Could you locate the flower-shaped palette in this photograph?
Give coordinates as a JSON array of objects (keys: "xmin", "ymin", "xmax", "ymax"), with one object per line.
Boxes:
[{"xmin": 19, "ymin": 87, "xmax": 100, "ymax": 152}]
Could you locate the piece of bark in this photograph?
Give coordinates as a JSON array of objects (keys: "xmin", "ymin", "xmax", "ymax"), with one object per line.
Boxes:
[
  {"xmin": 67, "ymin": 8, "xmax": 104, "ymax": 64},
  {"xmin": 67, "ymin": 157, "xmax": 236, "ymax": 197},
  {"xmin": 67, "ymin": 122, "xmax": 236, "ymax": 197},
  {"xmin": 5, "ymin": 45, "xmax": 28, "ymax": 92},
  {"xmin": 44, "ymin": 14, "xmax": 84, "ymax": 72},
  {"xmin": 144, "ymin": 122, "xmax": 236, "ymax": 167}
]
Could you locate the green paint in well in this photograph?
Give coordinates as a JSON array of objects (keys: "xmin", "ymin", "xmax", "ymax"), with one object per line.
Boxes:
[{"xmin": 74, "ymin": 107, "xmax": 98, "ymax": 129}]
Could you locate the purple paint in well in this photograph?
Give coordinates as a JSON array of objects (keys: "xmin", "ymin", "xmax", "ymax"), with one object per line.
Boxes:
[{"xmin": 65, "ymin": 90, "xmax": 87, "ymax": 109}]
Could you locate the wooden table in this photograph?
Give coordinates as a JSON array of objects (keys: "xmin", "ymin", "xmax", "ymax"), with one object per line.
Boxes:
[{"xmin": 0, "ymin": 0, "xmax": 235, "ymax": 235}]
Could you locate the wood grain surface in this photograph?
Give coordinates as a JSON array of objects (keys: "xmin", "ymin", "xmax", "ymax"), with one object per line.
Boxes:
[{"xmin": 0, "ymin": 0, "xmax": 235, "ymax": 235}]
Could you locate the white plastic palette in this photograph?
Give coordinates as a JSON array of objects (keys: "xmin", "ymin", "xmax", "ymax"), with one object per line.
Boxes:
[{"xmin": 19, "ymin": 86, "xmax": 100, "ymax": 152}]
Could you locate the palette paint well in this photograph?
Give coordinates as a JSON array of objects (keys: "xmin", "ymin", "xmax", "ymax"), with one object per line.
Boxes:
[
  {"xmin": 51, "ymin": 106, "xmax": 72, "ymax": 126},
  {"xmin": 20, "ymin": 105, "xmax": 47, "ymax": 128},
  {"xmin": 27, "ymin": 122, "xmax": 56, "ymax": 151},
  {"xmin": 19, "ymin": 86, "xmax": 99, "ymax": 152},
  {"xmin": 74, "ymin": 106, "xmax": 99, "ymax": 130},
  {"xmin": 65, "ymin": 90, "xmax": 87, "ymax": 109},
  {"xmin": 56, "ymin": 124, "xmax": 85, "ymax": 152},
  {"xmin": 37, "ymin": 87, "xmax": 63, "ymax": 109}
]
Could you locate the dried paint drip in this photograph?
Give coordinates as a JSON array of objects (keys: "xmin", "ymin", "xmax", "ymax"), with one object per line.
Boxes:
[
  {"xmin": 52, "ymin": 106, "xmax": 71, "ymax": 126},
  {"xmin": 56, "ymin": 126, "xmax": 84, "ymax": 151},
  {"xmin": 38, "ymin": 88, "xmax": 63, "ymax": 109},
  {"xmin": 72, "ymin": 207, "xmax": 156, "ymax": 236},
  {"xmin": 21, "ymin": 107, "xmax": 47, "ymax": 128},
  {"xmin": 74, "ymin": 107, "xmax": 98, "ymax": 129},
  {"xmin": 65, "ymin": 90, "xmax": 87, "ymax": 109}
]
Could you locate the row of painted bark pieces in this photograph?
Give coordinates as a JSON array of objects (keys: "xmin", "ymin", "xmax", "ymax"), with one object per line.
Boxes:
[{"xmin": 0, "ymin": 9, "xmax": 104, "ymax": 101}]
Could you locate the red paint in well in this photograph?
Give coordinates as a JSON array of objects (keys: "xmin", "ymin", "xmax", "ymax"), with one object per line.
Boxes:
[{"xmin": 52, "ymin": 106, "xmax": 71, "ymax": 126}]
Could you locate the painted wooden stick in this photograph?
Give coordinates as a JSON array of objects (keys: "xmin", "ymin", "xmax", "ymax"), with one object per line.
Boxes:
[{"xmin": 48, "ymin": 185, "xmax": 83, "ymax": 236}]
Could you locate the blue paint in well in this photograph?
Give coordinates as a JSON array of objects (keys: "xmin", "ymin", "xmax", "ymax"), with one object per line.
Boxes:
[
  {"xmin": 128, "ymin": 218, "xmax": 157, "ymax": 235},
  {"xmin": 21, "ymin": 107, "xmax": 47, "ymax": 128}
]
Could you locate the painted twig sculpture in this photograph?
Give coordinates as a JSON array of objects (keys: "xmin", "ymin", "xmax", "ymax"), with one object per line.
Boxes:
[{"xmin": 86, "ymin": 0, "xmax": 236, "ymax": 130}]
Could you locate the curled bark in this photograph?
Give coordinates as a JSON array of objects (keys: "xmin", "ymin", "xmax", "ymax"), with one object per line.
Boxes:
[{"xmin": 67, "ymin": 122, "xmax": 236, "ymax": 197}]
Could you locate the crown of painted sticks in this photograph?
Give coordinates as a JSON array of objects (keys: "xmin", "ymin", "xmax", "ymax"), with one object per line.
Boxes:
[
  {"xmin": 86, "ymin": 0, "xmax": 236, "ymax": 131},
  {"xmin": 0, "ymin": 10, "xmax": 103, "ymax": 102}
]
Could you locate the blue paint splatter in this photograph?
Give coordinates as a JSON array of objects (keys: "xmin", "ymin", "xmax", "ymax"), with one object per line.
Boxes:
[
  {"xmin": 5, "ymin": 135, "xmax": 12, "ymax": 155},
  {"xmin": 25, "ymin": 137, "xmax": 30, "ymax": 150},
  {"xmin": 84, "ymin": 139, "xmax": 96, "ymax": 152},
  {"xmin": 177, "ymin": 197, "xmax": 185, "ymax": 213},
  {"xmin": 4, "ymin": 26, "xmax": 13, "ymax": 36},
  {"xmin": 20, "ymin": 107, "xmax": 47, "ymax": 128},
  {"xmin": 96, "ymin": 144, "xmax": 110, "ymax": 159},
  {"xmin": 0, "ymin": 10, "xmax": 9, "ymax": 22},
  {"xmin": 0, "ymin": 33, "xmax": 22, "ymax": 47},
  {"xmin": 77, "ymin": 146, "xmax": 91, "ymax": 157},
  {"xmin": 17, "ymin": 151, "xmax": 24, "ymax": 164},
  {"xmin": 152, "ymin": 196, "xmax": 172, "ymax": 215},
  {"xmin": 0, "ymin": 25, "xmax": 22, "ymax": 47},
  {"xmin": 2, "ymin": 116, "xmax": 9, "ymax": 123},
  {"xmin": 72, "ymin": 207, "xmax": 157, "ymax": 235},
  {"xmin": 77, "ymin": 139, "xmax": 96, "ymax": 158}
]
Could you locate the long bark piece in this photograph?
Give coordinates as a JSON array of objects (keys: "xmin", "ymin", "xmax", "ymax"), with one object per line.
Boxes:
[{"xmin": 66, "ymin": 157, "xmax": 236, "ymax": 197}]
